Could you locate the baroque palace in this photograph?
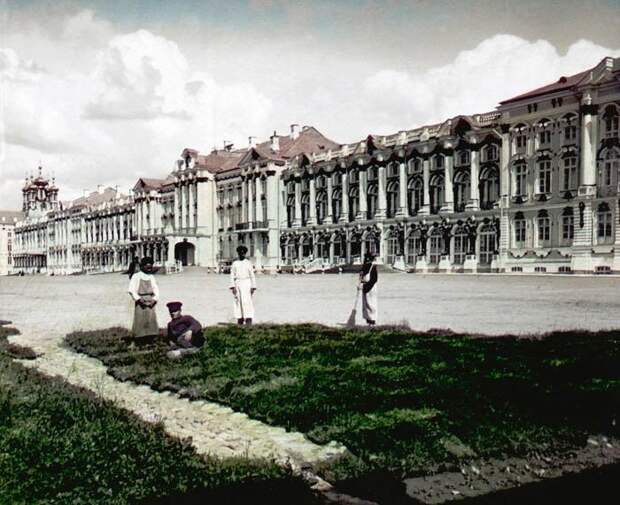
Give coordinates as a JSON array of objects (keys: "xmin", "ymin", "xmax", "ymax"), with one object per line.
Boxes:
[{"xmin": 8, "ymin": 56, "xmax": 620, "ymax": 275}]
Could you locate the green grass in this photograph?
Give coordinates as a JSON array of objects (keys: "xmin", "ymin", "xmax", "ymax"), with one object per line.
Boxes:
[
  {"xmin": 66, "ymin": 324, "xmax": 620, "ymax": 481},
  {"xmin": 0, "ymin": 327, "xmax": 319, "ymax": 505}
]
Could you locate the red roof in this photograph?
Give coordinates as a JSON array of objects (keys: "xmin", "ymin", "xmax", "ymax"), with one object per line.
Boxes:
[{"xmin": 499, "ymin": 69, "xmax": 590, "ymax": 105}]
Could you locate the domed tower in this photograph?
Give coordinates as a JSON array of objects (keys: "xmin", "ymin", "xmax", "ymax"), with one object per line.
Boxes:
[{"xmin": 22, "ymin": 166, "xmax": 59, "ymax": 217}]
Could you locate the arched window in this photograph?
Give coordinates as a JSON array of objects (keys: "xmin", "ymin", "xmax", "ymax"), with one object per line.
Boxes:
[
  {"xmin": 600, "ymin": 149, "xmax": 619, "ymax": 188},
  {"xmin": 537, "ymin": 159, "xmax": 552, "ymax": 194},
  {"xmin": 317, "ymin": 234, "xmax": 329, "ymax": 259},
  {"xmin": 331, "ymin": 188, "xmax": 342, "ymax": 224},
  {"xmin": 350, "ymin": 232, "xmax": 362, "ymax": 259},
  {"xmin": 479, "ymin": 224, "xmax": 496, "ymax": 264},
  {"xmin": 453, "ymin": 226, "xmax": 468, "ymax": 265},
  {"xmin": 563, "ymin": 114, "xmax": 578, "ymax": 143},
  {"xmin": 603, "ymin": 106, "xmax": 619, "ymax": 139},
  {"xmin": 429, "ymin": 174, "xmax": 444, "ymax": 213},
  {"xmin": 537, "ymin": 119, "xmax": 552, "ymax": 147},
  {"xmin": 386, "ymin": 181, "xmax": 399, "ymax": 218},
  {"xmin": 387, "ymin": 162, "xmax": 399, "ymax": 178},
  {"xmin": 561, "ymin": 155, "xmax": 578, "ymax": 191},
  {"xmin": 386, "ymin": 231, "xmax": 399, "ymax": 265},
  {"xmin": 300, "ymin": 234, "xmax": 312, "ymax": 258},
  {"xmin": 300, "ymin": 193, "xmax": 310, "ymax": 226},
  {"xmin": 483, "ymin": 144, "xmax": 498, "ymax": 162},
  {"xmin": 316, "ymin": 191, "xmax": 327, "ymax": 225},
  {"xmin": 316, "ymin": 175, "xmax": 327, "ymax": 190},
  {"xmin": 537, "ymin": 210, "xmax": 551, "ymax": 247},
  {"xmin": 453, "ymin": 171, "xmax": 470, "ymax": 212},
  {"xmin": 406, "ymin": 229, "xmax": 423, "ymax": 265},
  {"xmin": 364, "ymin": 232, "xmax": 380, "ymax": 257},
  {"xmin": 429, "ymin": 228, "xmax": 444, "ymax": 264},
  {"xmin": 597, "ymin": 202, "xmax": 613, "ymax": 244},
  {"xmin": 561, "ymin": 207, "xmax": 574, "ymax": 245},
  {"xmin": 348, "ymin": 186, "xmax": 359, "ymax": 222},
  {"xmin": 286, "ymin": 182, "xmax": 295, "ymax": 228},
  {"xmin": 514, "ymin": 162, "xmax": 527, "ymax": 197},
  {"xmin": 367, "ymin": 183, "xmax": 378, "ymax": 219},
  {"xmin": 407, "ymin": 158, "xmax": 422, "ymax": 175},
  {"xmin": 514, "ymin": 212, "xmax": 526, "ymax": 247},
  {"xmin": 480, "ymin": 167, "xmax": 499, "ymax": 209},
  {"xmin": 456, "ymin": 150, "xmax": 470, "ymax": 166},
  {"xmin": 408, "ymin": 177, "xmax": 424, "ymax": 216},
  {"xmin": 434, "ymin": 155, "xmax": 444, "ymax": 170},
  {"xmin": 332, "ymin": 232, "xmax": 346, "ymax": 260}
]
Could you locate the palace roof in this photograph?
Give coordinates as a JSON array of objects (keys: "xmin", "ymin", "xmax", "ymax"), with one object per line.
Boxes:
[
  {"xmin": 0, "ymin": 210, "xmax": 24, "ymax": 224},
  {"xmin": 67, "ymin": 187, "xmax": 121, "ymax": 209}
]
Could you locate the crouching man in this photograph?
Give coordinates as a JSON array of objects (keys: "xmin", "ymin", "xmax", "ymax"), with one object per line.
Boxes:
[{"xmin": 166, "ymin": 301, "xmax": 205, "ymax": 358}]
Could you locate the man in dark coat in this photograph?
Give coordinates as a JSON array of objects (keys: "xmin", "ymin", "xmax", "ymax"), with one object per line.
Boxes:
[
  {"xmin": 127, "ymin": 256, "xmax": 140, "ymax": 279},
  {"xmin": 166, "ymin": 301, "xmax": 205, "ymax": 351}
]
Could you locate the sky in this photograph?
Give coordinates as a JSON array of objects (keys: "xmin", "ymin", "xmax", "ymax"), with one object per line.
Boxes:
[{"xmin": 0, "ymin": 0, "xmax": 619, "ymax": 209}]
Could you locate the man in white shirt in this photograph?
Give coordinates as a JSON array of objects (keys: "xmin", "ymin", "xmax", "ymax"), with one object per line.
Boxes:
[{"xmin": 229, "ymin": 245, "xmax": 256, "ymax": 325}]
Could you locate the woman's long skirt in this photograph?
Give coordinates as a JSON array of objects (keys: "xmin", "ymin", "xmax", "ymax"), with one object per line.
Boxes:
[{"xmin": 232, "ymin": 278, "xmax": 255, "ymax": 319}]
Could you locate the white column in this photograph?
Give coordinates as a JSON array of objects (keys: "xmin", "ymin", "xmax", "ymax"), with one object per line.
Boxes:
[
  {"xmin": 248, "ymin": 178, "xmax": 255, "ymax": 224},
  {"xmin": 308, "ymin": 176, "xmax": 317, "ymax": 225},
  {"xmin": 293, "ymin": 179, "xmax": 301, "ymax": 227},
  {"xmin": 241, "ymin": 179, "xmax": 247, "ymax": 223},
  {"xmin": 255, "ymin": 177, "xmax": 263, "ymax": 224},
  {"xmin": 357, "ymin": 168, "xmax": 367, "ymax": 219},
  {"xmin": 187, "ymin": 184, "xmax": 194, "ymax": 229},
  {"xmin": 397, "ymin": 161, "xmax": 407, "ymax": 216},
  {"xmin": 580, "ymin": 95, "xmax": 597, "ymax": 188},
  {"xmin": 420, "ymin": 157, "xmax": 431, "ymax": 215},
  {"xmin": 467, "ymin": 148, "xmax": 480, "ymax": 210},
  {"xmin": 377, "ymin": 165, "xmax": 387, "ymax": 219},
  {"xmin": 340, "ymin": 171, "xmax": 349, "ymax": 223},
  {"xmin": 326, "ymin": 175, "xmax": 334, "ymax": 223},
  {"xmin": 441, "ymin": 152, "xmax": 454, "ymax": 213}
]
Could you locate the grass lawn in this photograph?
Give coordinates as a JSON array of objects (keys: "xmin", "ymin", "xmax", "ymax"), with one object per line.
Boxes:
[
  {"xmin": 66, "ymin": 324, "xmax": 620, "ymax": 482},
  {"xmin": 0, "ymin": 326, "xmax": 319, "ymax": 505}
]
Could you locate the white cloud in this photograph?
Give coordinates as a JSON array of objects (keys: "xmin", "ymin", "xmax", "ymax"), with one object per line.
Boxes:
[{"xmin": 362, "ymin": 35, "xmax": 620, "ymax": 134}]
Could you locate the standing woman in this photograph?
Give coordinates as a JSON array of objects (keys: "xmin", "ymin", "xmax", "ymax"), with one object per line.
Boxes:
[
  {"xmin": 360, "ymin": 253, "xmax": 378, "ymax": 325},
  {"xmin": 128, "ymin": 257, "xmax": 160, "ymax": 342},
  {"xmin": 230, "ymin": 245, "xmax": 256, "ymax": 325}
]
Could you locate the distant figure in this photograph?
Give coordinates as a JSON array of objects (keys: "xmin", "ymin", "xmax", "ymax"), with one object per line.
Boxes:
[
  {"xmin": 128, "ymin": 257, "xmax": 159, "ymax": 342},
  {"xmin": 360, "ymin": 253, "xmax": 378, "ymax": 326},
  {"xmin": 230, "ymin": 245, "xmax": 256, "ymax": 325},
  {"xmin": 166, "ymin": 301, "xmax": 204, "ymax": 357},
  {"xmin": 127, "ymin": 256, "xmax": 140, "ymax": 279}
]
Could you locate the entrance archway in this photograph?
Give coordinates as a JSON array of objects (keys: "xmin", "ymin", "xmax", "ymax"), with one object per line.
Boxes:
[{"xmin": 175, "ymin": 241, "xmax": 195, "ymax": 266}]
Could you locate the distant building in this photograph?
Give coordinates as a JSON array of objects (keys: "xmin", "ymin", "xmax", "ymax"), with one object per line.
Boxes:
[
  {"xmin": 0, "ymin": 210, "xmax": 24, "ymax": 275},
  {"xmin": 12, "ymin": 56, "xmax": 620, "ymax": 274}
]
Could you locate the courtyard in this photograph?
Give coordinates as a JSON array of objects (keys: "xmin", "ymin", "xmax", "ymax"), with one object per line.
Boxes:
[{"xmin": 1, "ymin": 270, "xmax": 620, "ymax": 336}]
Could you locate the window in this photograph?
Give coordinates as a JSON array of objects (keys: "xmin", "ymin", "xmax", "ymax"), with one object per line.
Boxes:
[
  {"xmin": 480, "ymin": 167, "xmax": 499, "ymax": 209},
  {"xmin": 316, "ymin": 192, "xmax": 327, "ymax": 224},
  {"xmin": 516, "ymin": 133, "xmax": 527, "ymax": 149},
  {"xmin": 386, "ymin": 233, "xmax": 399, "ymax": 265},
  {"xmin": 429, "ymin": 229, "xmax": 444, "ymax": 264},
  {"xmin": 434, "ymin": 155, "xmax": 444, "ymax": 170},
  {"xmin": 348, "ymin": 186, "xmax": 359, "ymax": 222},
  {"xmin": 514, "ymin": 214, "xmax": 526, "ymax": 246},
  {"xmin": 407, "ymin": 159, "xmax": 422, "ymax": 175},
  {"xmin": 317, "ymin": 236, "xmax": 329, "ymax": 259},
  {"xmin": 406, "ymin": 231, "xmax": 422, "ymax": 265},
  {"xmin": 538, "ymin": 129, "xmax": 551, "ymax": 146},
  {"xmin": 331, "ymin": 188, "xmax": 342, "ymax": 223},
  {"xmin": 564, "ymin": 125, "xmax": 577, "ymax": 143},
  {"xmin": 561, "ymin": 208, "xmax": 574, "ymax": 244},
  {"xmin": 387, "ymin": 162, "xmax": 399, "ymax": 178},
  {"xmin": 479, "ymin": 225, "xmax": 496, "ymax": 264},
  {"xmin": 597, "ymin": 203, "xmax": 613, "ymax": 243},
  {"xmin": 364, "ymin": 233, "xmax": 380, "ymax": 257},
  {"xmin": 386, "ymin": 181, "xmax": 399, "ymax": 218},
  {"xmin": 453, "ymin": 227, "xmax": 467, "ymax": 265},
  {"xmin": 430, "ymin": 175, "xmax": 444, "ymax": 213},
  {"xmin": 366, "ymin": 184, "xmax": 378, "ymax": 219},
  {"xmin": 457, "ymin": 151, "xmax": 470, "ymax": 166},
  {"xmin": 453, "ymin": 171, "xmax": 470, "ymax": 212},
  {"xmin": 603, "ymin": 107, "xmax": 619, "ymax": 139},
  {"xmin": 537, "ymin": 160, "xmax": 552, "ymax": 194},
  {"xmin": 537, "ymin": 212, "xmax": 550, "ymax": 245},
  {"xmin": 286, "ymin": 182, "xmax": 296, "ymax": 228},
  {"xmin": 484, "ymin": 144, "xmax": 498, "ymax": 162},
  {"xmin": 408, "ymin": 178, "xmax": 423, "ymax": 215},
  {"xmin": 562, "ymin": 157, "xmax": 578, "ymax": 191},
  {"xmin": 301, "ymin": 193, "xmax": 310, "ymax": 226},
  {"xmin": 601, "ymin": 149, "xmax": 619, "ymax": 188},
  {"xmin": 514, "ymin": 163, "xmax": 527, "ymax": 196}
]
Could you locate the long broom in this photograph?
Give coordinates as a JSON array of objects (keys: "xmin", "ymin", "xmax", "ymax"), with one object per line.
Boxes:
[{"xmin": 345, "ymin": 286, "xmax": 362, "ymax": 328}]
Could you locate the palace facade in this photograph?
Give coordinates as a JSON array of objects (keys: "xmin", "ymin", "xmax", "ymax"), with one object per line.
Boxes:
[{"xmin": 10, "ymin": 56, "xmax": 620, "ymax": 275}]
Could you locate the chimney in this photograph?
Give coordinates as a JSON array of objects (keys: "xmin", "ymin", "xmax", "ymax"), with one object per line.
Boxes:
[
  {"xmin": 248, "ymin": 136, "xmax": 257, "ymax": 148},
  {"xmin": 97, "ymin": 185, "xmax": 104, "ymax": 194},
  {"xmin": 83, "ymin": 189, "xmax": 89, "ymax": 198},
  {"xmin": 290, "ymin": 124, "xmax": 300, "ymax": 140},
  {"xmin": 223, "ymin": 140, "xmax": 234, "ymax": 152},
  {"xmin": 270, "ymin": 131, "xmax": 279, "ymax": 152}
]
